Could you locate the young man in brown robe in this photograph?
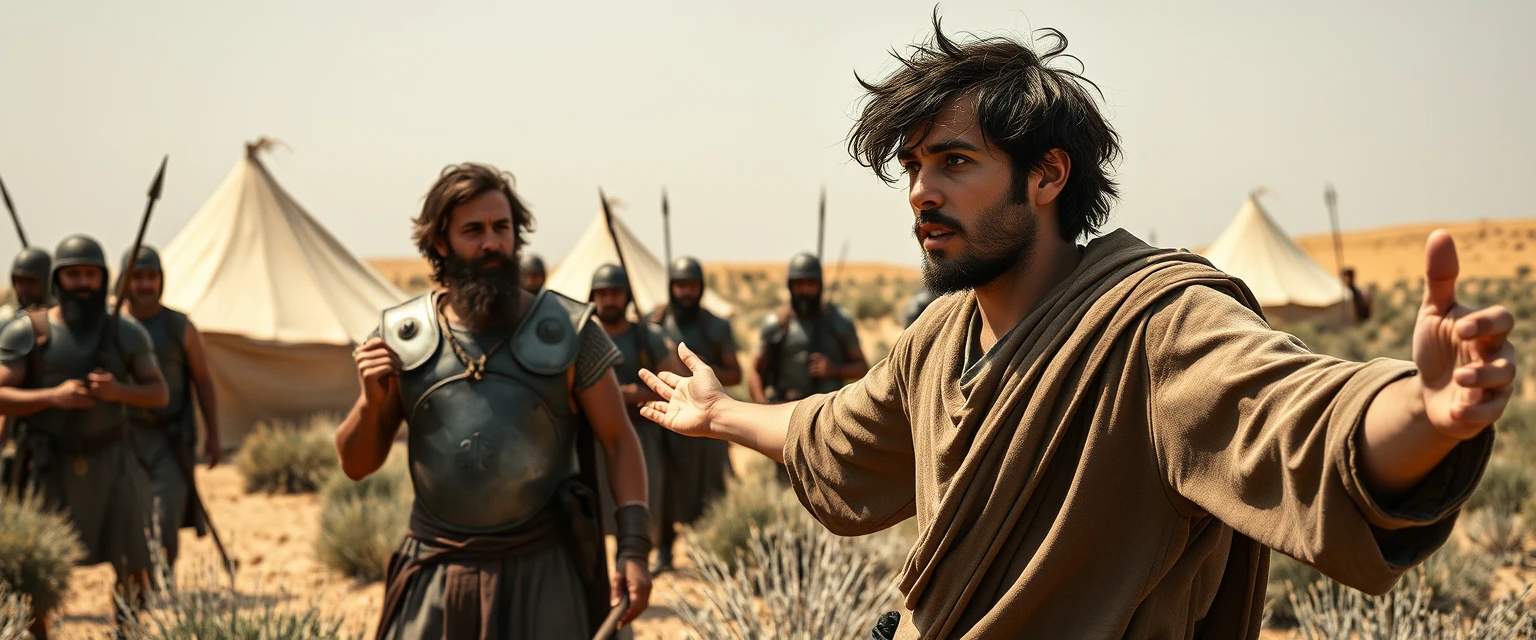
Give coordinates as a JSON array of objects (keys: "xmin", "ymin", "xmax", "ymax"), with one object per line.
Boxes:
[
  {"xmin": 636, "ymin": 18, "xmax": 1519, "ymax": 640},
  {"xmin": 338, "ymin": 164, "xmax": 653, "ymax": 639}
]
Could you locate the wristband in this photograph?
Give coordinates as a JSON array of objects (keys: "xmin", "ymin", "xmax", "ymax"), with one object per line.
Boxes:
[{"xmin": 614, "ymin": 504, "xmax": 653, "ymax": 563}]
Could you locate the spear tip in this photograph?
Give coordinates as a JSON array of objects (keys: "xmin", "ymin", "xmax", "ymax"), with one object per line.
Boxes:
[{"xmin": 148, "ymin": 154, "xmax": 169, "ymax": 200}]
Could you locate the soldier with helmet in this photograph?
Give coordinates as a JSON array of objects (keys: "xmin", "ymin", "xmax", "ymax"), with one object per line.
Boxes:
[
  {"xmin": 520, "ymin": 253, "xmax": 547, "ymax": 294},
  {"xmin": 10, "ymin": 247, "xmax": 51, "ymax": 315},
  {"xmin": 648, "ymin": 256, "xmax": 737, "ymax": 572},
  {"xmin": 0, "ymin": 234, "xmax": 168, "ymax": 636},
  {"xmin": 589, "ymin": 263, "xmax": 682, "ymax": 553},
  {"xmin": 118, "ymin": 245, "xmax": 223, "ymax": 575},
  {"xmin": 338, "ymin": 164, "xmax": 655, "ymax": 637},
  {"xmin": 750, "ymin": 252, "xmax": 869, "ymax": 404}
]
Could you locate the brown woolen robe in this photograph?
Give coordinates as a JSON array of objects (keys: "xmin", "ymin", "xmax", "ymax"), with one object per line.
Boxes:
[{"xmin": 783, "ymin": 230, "xmax": 1492, "ymax": 639}]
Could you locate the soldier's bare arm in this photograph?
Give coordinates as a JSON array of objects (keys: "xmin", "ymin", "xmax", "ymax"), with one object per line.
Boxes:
[
  {"xmin": 747, "ymin": 342, "xmax": 769, "ymax": 403},
  {"xmin": 91, "ymin": 356, "xmax": 169, "ymax": 408},
  {"xmin": 184, "ymin": 321, "xmax": 222, "ymax": 466},
  {"xmin": 576, "ymin": 369, "xmax": 652, "ymax": 623},
  {"xmin": 0, "ymin": 363, "xmax": 88, "ymax": 415},
  {"xmin": 714, "ymin": 347, "xmax": 743, "ymax": 387},
  {"xmin": 336, "ymin": 338, "xmax": 405, "ymax": 480}
]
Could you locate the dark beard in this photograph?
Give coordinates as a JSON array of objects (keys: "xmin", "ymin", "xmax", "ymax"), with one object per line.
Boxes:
[
  {"xmin": 442, "ymin": 250, "xmax": 521, "ymax": 325},
  {"xmin": 670, "ymin": 296, "xmax": 701, "ymax": 323},
  {"xmin": 60, "ymin": 288, "xmax": 107, "ymax": 332},
  {"xmin": 790, "ymin": 293, "xmax": 820, "ymax": 318},
  {"xmin": 916, "ymin": 199, "xmax": 1038, "ymax": 296},
  {"xmin": 595, "ymin": 304, "xmax": 627, "ymax": 324}
]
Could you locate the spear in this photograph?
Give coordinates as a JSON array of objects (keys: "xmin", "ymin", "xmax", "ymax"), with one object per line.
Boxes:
[
  {"xmin": 0, "ymin": 173, "xmax": 26, "ymax": 248},
  {"xmin": 598, "ymin": 189, "xmax": 652, "ymax": 372},
  {"xmin": 816, "ymin": 186, "xmax": 826, "ymax": 262},
  {"xmin": 661, "ymin": 188, "xmax": 672, "ymax": 269}
]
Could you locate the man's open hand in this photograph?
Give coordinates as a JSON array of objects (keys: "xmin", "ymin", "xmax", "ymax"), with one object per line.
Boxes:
[
  {"xmin": 1413, "ymin": 230, "xmax": 1519, "ymax": 439},
  {"xmin": 639, "ymin": 342, "xmax": 728, "ymax": 438}
]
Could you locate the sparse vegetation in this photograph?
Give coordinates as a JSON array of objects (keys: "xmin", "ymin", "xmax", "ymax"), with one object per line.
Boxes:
[
  {"xmin": 316, "ymin": 460, "xmax": 412, "ymax": 582},
  {"xmin": 1288, "ymin": 570, "xmax": 1535, "ymax": 639},
  {"xmin": 235, "ymin": 416, "xmax": 342, "ymax": 494},
  {"xmin": 0, "ymin": 491, "xmax": 84, "ymax": 624},
  {"xmin": 0, "ymin": 581, "xmax": 31, "ymax": 640},
  {"xmin": 1267, "ymin": 553, "xmax": 1326, "ymax": 628},
  {"xmin": 124, "ymin": 560, "xmax": 355, "ymax": 640},
  {"xmin": 1466, "ymin": 461, "xmax": 1532, "ymax": 515},
  {"xmin": 689, "ymin": 455, "xmax": 806, "ymax": 566},
  {"xmin": 1462, "ymin": 508, "xmax": 1524, "ymax": 565}
]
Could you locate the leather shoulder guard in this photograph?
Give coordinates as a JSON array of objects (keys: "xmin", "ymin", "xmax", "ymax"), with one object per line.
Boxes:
[
  {"xmin": 512, "ymin": 290, "xmax": 591, "ymax": 376},
  {"xmin": 0, "ymin": 314, "xmax": 36, "ymax": 361},
  {"xmin": 381, "ymin": 292, "xmax": 442, "ymax": 372}
]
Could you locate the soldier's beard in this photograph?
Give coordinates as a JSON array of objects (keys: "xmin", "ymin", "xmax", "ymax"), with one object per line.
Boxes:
[
  {"xmin": 128, "ymin": 290, "xmax": 159, "ymax": 310},
  {"xmin": 671, "ymin": 294, "xmax": 701, "ymax": 322},
  {"xmin": 60, "ymin": 287, "xmax": 107, "ymax": 331},
  {"xmin": 443, "ymin": 250, "xmax": 521, "ymax": 325},
  {"xmin": 595, "ymin": 303, "xmax": 627, "ymax": 325},
  {"xmin": 790, "ymin": 292, "xmax": 820, "ymax": 318}
]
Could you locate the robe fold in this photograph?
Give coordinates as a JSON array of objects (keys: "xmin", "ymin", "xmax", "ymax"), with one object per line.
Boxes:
[{"xmin": 783, "ymin": 230, "xmax": 1491, "ymax": 639}]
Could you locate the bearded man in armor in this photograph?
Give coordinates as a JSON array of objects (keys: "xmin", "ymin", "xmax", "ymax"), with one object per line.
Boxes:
[
  {"xmin": 0, "ymin": 234, "xmax": 168, "ymax": 637},
  {"xmin": 646, "ymin": 256, "xmax": 737, "ymax": 572},
  {"xmin": 338, "ymin": 163, "xmax": 653, "ymax": 639},
  {"xmin": 1, "ymin": 247, "xmax": 52, "ymax": 485},
  {"xmin": 750, "ymin": 252, "xmax": 869, "ymax": 404},
  {"xmin": 119, "ymin": 245, "xmax": 222, "ymax": 575}
]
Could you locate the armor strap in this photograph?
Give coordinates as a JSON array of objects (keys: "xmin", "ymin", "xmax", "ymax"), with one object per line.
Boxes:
[{"xmin": 432, "ymin": 295, "xmax": 512, "ymax": 381}]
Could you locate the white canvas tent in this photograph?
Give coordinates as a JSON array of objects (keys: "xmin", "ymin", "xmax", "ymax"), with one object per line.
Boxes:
[
  {"xmin": 1200, "ymin": 192, "xmax": 1350, "ymax": 323},
  {"xmin": 161, "ymin": 142, "xmax": 407, "ymax": 447},
  {"xmin": 544, "ymin": 209, "xmax": 733, "ymax": 318}
]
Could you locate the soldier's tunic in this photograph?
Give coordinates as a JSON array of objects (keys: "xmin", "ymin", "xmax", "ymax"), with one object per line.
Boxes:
[
  {"xmin": 0, "ymin": 312, "xmax": 158, "ymax": 576},
  {"xmin": 129, "ymin": 308, "xmax": 204, "ymax": 566},
  {"xmin": 595, "ymin": 320, "xmax": 671, "ymax": 541},
  {"xmin": 656, "ymin": 308, "xmax": 735, "ymax": 524},
  {"xmin": 759, "ymin": 304, "xmax": 862, "ymax": 402},
  {"xmin": 374, "ymin": 290, "xmax": 622, "ymax": 640}
]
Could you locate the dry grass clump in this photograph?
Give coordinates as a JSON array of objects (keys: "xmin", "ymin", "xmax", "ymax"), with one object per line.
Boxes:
[
  {"xmin": 670, "ymin": 515, "xmax": 903, "ymax": 640},
  {"xmin": 0, "ymin": 580, "xmax": 31, "ymax": 640},
  {"xmin": 1288, "ymin": 570, "xmax": 1534, "ymax": 639},
  {"xmin": 235, "ymin": 416, "xmax": 341, "ymax": 494},
  {"xmin": 315, "ymin": 461, "xmax": 411, "ymax": 582},
  {"xmin": 0, "ymin": 491, "xmax": 83, "ymax": 623}
]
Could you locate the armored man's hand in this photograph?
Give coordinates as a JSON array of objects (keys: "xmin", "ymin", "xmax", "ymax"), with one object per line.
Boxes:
[
  {"xmin": 353, "ymin": 338, "xmax": 402, "ymax": 411},
  {"xmin": 612, "ymin": 504, "xmax": 653, "ymax": 625}
]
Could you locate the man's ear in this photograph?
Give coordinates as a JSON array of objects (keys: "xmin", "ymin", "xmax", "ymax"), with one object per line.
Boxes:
[
  {"xmin": 1031, "ymin": 149, "xmax": 1072, "ymax": 209},
  {"xmin": 432, "ymin": 235, "xmax": 448, "ymax": 258}
]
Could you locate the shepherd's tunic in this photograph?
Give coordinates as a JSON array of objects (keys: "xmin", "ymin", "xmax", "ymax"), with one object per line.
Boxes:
[{"xmin": 783, "ymin": 230, "xmax": 1491, "ymax": 639}]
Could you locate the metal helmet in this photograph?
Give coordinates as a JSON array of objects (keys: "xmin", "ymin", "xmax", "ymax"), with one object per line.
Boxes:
[
  {"xmin": 589, "ymin": 263, "xmax": 630, "ymax": 295},
  {"xmin": 521, "ymin": 253, "xmax": 546, "ymax": 275},
  {"xmin": 50, "ymin": 234, "xmax": 108, "ymax": 300},
  {"xmin": 116, "ymin": 244, "xmax": 164, "ymax": 297},
  {"xmin": 669, "ymin": 256, "xmax": 704, "ymax": 283},
  {"xmin": 786, "ymin": 252, "xmax": 822, "ymax": 283},
  {"xmin": 11, "ymin": 247, "xmax": 51, "ymax": 280}
]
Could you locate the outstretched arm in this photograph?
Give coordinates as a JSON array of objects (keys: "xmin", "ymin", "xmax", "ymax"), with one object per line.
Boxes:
[{"xmin": 1357, "ymin": 231, "xmax": 1517, "ymax": 497}]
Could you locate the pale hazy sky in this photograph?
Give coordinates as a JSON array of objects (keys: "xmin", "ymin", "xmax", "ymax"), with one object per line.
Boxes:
[{"xmin": 2, "ymin": 1, "xmax": 1531, "ymax": 268}]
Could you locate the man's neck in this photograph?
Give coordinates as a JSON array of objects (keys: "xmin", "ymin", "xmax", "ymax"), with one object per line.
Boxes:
[
  {"xmin": 972, "ymin": 237, "xmax": 1082, "ymax": 353},
  {"xmin": 441, "ymin": 289, "xmax": 526, "ymax": 331},
  {"xmin": 128, "ymin": 300, "xmax": 163, "ymax": 320}
]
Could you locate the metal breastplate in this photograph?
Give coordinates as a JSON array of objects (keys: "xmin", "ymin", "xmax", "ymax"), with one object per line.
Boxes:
[
  {"xmin": 382, "ymin": 291, "xmax": 589, "ymax": 531},
  {"xmin": 775, "ymin": 313, "xmax": 848, "ymax": 398},
  {"xmin": 138, "ymin": 310, "xmax": 188, "ymax": 424},
  {"xmin": 31, "ymin": 318, "xmax": 134, "ymax": 443}
]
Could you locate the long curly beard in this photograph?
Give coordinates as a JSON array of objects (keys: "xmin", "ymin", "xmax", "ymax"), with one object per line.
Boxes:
[{"xmin": 442, "ymin": 250, "xmax": 521, "ymax": 326}]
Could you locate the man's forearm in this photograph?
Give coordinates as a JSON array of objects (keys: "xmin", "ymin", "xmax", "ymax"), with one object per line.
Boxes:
[
  {"xmin": 336, "ymin": 398, "xmax": 402, "ymax": 480},
  {"xmin": 116, "ymin": 382, "xmax": 169, "ymax": 409},
  {"xmin": 604, "ymin": 431, "xmax": 649, "ymax": 507},
  {"xmin": 709, "ymin": 398, "xmax": 797, "ymax": 463},
  {"xmin": 194, "ymin": 379, "xmax": 221, "ymax": 446},
  {"xmin": 0, "ymin": 388, "xmax": 56, "ymax": 417},
  {"xmin": 1358, "ymin": 377, "xmax": 1465, "ymax": 499}
]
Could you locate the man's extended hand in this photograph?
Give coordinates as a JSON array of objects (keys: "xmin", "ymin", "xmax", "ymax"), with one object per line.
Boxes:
[
  {"xmin": 1414, "ymin": 230, "xmax": 1518, "ymax": 439},
  {"xmin": 610, "ymin": 557, "xmax": 652, "ymax": 625},
  {"xmin": 639, "ymin": 342, "xmax": 729, "ymax": 438}
]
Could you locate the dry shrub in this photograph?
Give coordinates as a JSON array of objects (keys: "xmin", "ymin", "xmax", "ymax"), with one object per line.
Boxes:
[
  {"xmin": 123, "ymin": 560, "xmax": 355, "ymax": 640},
  {"xmin": 1465, "ymin": 460, "xmax": 1532, "ymax": 515},
  {"xmin": 1289, "ymin": 571, "xmax": 1534, "ymax": 639},
  {"xmin": 235, "ymin": 416, "xmax": 341, "ymax": 494},
  {"xmin": 689, "ymin": 454, "xmax": 806, "ymax": 566},
  {"xmin": 0, "ymin": 491, "xmax": 83, "ymax": 620},
  {"xmin": 670, "ymin": 515, "xmax": 903, "ymax": 640},
  {"xmin": 1414, "ymin": 542, "xmax": 1496, "ymax": 614},
  {"xmin": 0, "ymin": 581, "xmax": 30, "ymax": 640},
  {"xmin": 1461, "ymin": 508, "xmax": 1524, "ymax": 565},
  {"xmin": 1266, "ymin": 552, "xmax": 1326, "ymax": 628},
  {"xmin": 316, "ymin": 462, "xmax": 411, "ymax": 582}
]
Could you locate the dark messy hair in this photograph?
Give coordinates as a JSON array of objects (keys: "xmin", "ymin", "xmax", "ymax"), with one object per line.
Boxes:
[
  {"xmin": 412, "ymin": 163, "xmax": 535, "ymax": 284},
  {"xmin": 848, "ymin": 12, "xmax": 1121, "ymax": 241}
]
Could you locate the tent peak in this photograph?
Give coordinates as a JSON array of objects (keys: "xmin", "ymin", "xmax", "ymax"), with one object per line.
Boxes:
[{"xmin": 245, "ymin": 136, "xmax": 288, "ymax": 159}]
